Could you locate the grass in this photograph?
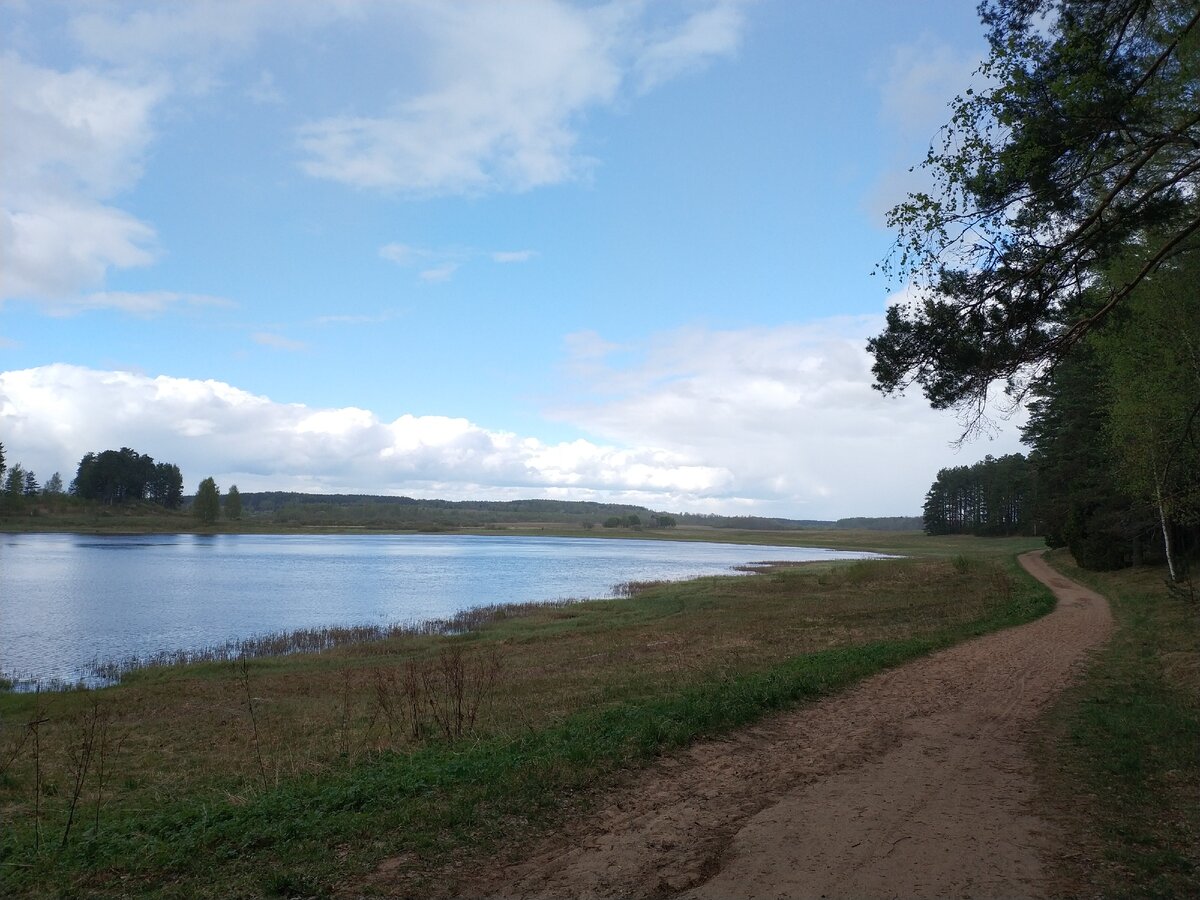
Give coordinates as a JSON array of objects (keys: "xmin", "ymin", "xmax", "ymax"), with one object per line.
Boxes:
[
  {"xmin": 0, "ymin": 537, "xmax": 1051, "ymax": 897},
  {"xmin": 1035, "ymin": 550, "xmax": 1200, "ymax": 898}
]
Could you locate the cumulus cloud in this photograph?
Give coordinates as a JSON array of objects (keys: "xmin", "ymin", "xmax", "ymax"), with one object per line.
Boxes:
[
  {"xmin": 0, "ymin": 55, "xmax": 164, "ymax": 304},
  {"xmin": 550, "ymin": 317, "xmax": 1028, "ymax": 516},
  {"xmin": 0, "ymin": 315, "xmax": 1028, "ymax": 517},
  {"xmin": 6, "ymin": 1, "xmax": 744, "ymax": 306},
  {"xmin": 295, "ymin": 1, "xmax": 748, "ymax": 195},
  {"xmin": 0, "ymin": 365, "xmax": 731, "ymax": 507}
]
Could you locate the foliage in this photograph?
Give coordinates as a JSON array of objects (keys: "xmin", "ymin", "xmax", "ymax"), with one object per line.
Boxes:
[
  {"xmin": 870, "ymin": 0, "xmax": 1200, "ymax": 417},
  {"xmin": 43, "ymin": 472, "xmax": 64, "ymax": 495},
  {"xmin": 923, "ymin": 453, "xmax": 1034, "ymax": 536},
  {"xmin": 1021, "ymin": 345, "xmax": 1143, "ymax": 569},
  {"xmin": 193, "ymin": 477, "xmax": 220, "ymax": 526},
  {"xmin": 3, "ymin": 462, "xmax": 25, "ymax": 496},
  {"xmin": 224, "ymin": 484, "xmax": 242, "ymax": 521},
  {"xmin": 72, "ymin": 448, "xmax": 183, "ymax": 509},
  {"xmin": 1021, "ymin": 248, "xmax": 1200, "ymax": 572},
  {"xmin": 1095, "ymin": 248, "xmax": 1200, "ymax": 530},
  {"xmin": 148, "ymin": 462, "xmax": 184, "ymax": 509}
]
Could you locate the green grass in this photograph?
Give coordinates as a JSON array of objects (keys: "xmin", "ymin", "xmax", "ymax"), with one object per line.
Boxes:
[
  {"xmin": 0, "ymin": 543, "xmax": 1053, "ymax": 898},
  {"xmin": 1036, "ymin": 550, "xmax": 1200, "ymax": 898}
]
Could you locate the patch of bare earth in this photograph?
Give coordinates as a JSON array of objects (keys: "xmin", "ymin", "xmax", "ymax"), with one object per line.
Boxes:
[{"xmin": 363, "ymin": 551, "xmax": 1112, "ymax": 899}]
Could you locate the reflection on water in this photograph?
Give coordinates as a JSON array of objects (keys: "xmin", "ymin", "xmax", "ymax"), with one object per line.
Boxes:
[{"xmin": 0, "ymin": 532, "xmax": 883, "ymax": 687}]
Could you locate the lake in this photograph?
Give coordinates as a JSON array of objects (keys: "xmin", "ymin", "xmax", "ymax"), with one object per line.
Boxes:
[{"xmin": 0, "ymin": 532, "xmax": 884, "ymax": 687}]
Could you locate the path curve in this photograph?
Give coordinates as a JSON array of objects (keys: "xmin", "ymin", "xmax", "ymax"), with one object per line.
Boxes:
[{"xmin": 386, "ymin": 552, "xmax": 1113, "ymax": 899}]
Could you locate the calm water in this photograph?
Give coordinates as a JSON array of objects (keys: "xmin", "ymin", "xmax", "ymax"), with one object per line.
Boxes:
[{"xmin": 0, "ymin": 532, "xmax": 883, "ymax": 686}]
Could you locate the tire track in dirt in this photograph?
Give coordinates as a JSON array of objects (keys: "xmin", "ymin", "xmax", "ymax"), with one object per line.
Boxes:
[{"xmin": 377, "ymin": 552, "xmax": 1112, "ymax": 899}]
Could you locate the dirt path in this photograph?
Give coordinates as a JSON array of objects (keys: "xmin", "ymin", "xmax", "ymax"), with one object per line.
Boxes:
[{"xmin": 381, "ymin": 552, "xmax": 1113, "ymax": 899}]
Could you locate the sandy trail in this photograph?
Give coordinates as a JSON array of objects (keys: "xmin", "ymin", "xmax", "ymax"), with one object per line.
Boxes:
[{"xmin": 381, "ymin": 552, "xmax": 1113, "ymax": 899}]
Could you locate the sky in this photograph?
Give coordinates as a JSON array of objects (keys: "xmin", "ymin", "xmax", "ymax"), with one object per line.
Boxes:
[{"xmin": 0, "ymin": 0, "xmax": 1029, "ymax": 519}]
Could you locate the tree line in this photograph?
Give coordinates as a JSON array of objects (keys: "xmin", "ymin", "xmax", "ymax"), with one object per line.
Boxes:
[
  {"xmin": 880, "ymin": 0, "xmax": 1199, "ymax": 581},
  {"xmin": 0, "ymin": 442, "xmax": 243, "ymax": 526},
  {"xmin": 0, "ymin": 442, "xmax": 66, "ymax": 510},
  {"xmin": 923, "ymin": 455, "xmax": 1034, "ymax": 537}
]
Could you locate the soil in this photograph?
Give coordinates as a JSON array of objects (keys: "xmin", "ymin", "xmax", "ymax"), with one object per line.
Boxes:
[{"xmin": 365, "ymin": 551, "xmax": 1113, "ymax": 899}]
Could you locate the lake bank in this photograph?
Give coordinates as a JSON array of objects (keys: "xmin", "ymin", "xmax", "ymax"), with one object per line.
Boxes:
[
  {"xmin": 1, "ymin": 537, "xmax": 1052, "ymax": 896},
  {"xmin": 1, "ymin": 532, "xmax": 889, "ymax": 688}
]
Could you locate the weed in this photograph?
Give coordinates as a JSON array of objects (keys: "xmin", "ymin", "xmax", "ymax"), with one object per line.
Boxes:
[{"xmin": 239, "ymin": 656, "xmax": 269, "ymax": 790}]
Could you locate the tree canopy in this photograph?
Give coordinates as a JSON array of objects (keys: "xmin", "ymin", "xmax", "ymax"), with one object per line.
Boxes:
[
  {"xmin": 870, "ymin": 0, "xmax": 1200, "ymax": 417},
  {"xmin": 879, "ymin": 0, "xmax": 1200, "ymax": 578},
  {"xmin": 225, "ymin": 484, "xmax": 242, "ymax": 521},
  {"xmin": 194, "ymin": 477, "xmax": 220, "ymax": 525},
  {"xmin": 73, "ymin": 447, "xmax": 183, "ymax": 508}
]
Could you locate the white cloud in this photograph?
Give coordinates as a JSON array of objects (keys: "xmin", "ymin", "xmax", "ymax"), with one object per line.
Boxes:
[
  {"xmin": 5, "ymin": 1, "xmax": 746, "ymax": 307},
  {"xmin": 634, "ymin": 1, "xmax": 747, "ymax": 92},
  {"xmin": 0, "ymin": 55, "xmax": 164, "ymax": 304},
  {"xmin": 294, "ymin": 1, "xmax": 747, "ymax": 195},
  {"xmin": 46, "ymin": 291, "xmax": 234, "ymax": 317},
  {"xmin": 0, "ymin": 365, "xmax": 730, "ymax": 506},
  {"xmin": 419, "ymin": 264, "xmax": 459, "ymax": 283},
  {"xmin": 551, "ymin": 317, "xmax": 1028, "ymax": 516},
  {"xmin": 68, "ymin": 1, "xmax": 288, "ymax": 78},
  {"xmin": 0, "ymin": 317, "xmax": 1029, "ymax": 517}
]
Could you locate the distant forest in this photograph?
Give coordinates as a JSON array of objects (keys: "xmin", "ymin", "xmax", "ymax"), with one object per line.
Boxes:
[{"xmin": 236, "ymin": 492, "xmax": 921, "ymax": 532}]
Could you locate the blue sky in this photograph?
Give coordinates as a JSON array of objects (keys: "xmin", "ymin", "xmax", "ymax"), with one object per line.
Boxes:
[{"xmin": 0, "ymin": 0, "xmax": 1026, "ymax": 518}]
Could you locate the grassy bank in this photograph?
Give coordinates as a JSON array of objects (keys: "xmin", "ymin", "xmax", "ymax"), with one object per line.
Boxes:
[
  {"xmin": 0, "ymin": 538, "xmax": 1050, "ymax": 897},
  {"xmin": 1036, "ymin": 551, "xmax": 1200, "ymax": 897}
]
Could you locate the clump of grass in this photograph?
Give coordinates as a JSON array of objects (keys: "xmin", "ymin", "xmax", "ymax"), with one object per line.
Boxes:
[
  {"xmin": 90, "ymin": 599, "xmax": 579, "ymax": 685},
  {"xmin": 611, "ymin": 579, "xmax": 672, "ymax": 597},
  {"xmin": 951, "ymin": 553, "xmax": 976, "ymax": 573}
]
